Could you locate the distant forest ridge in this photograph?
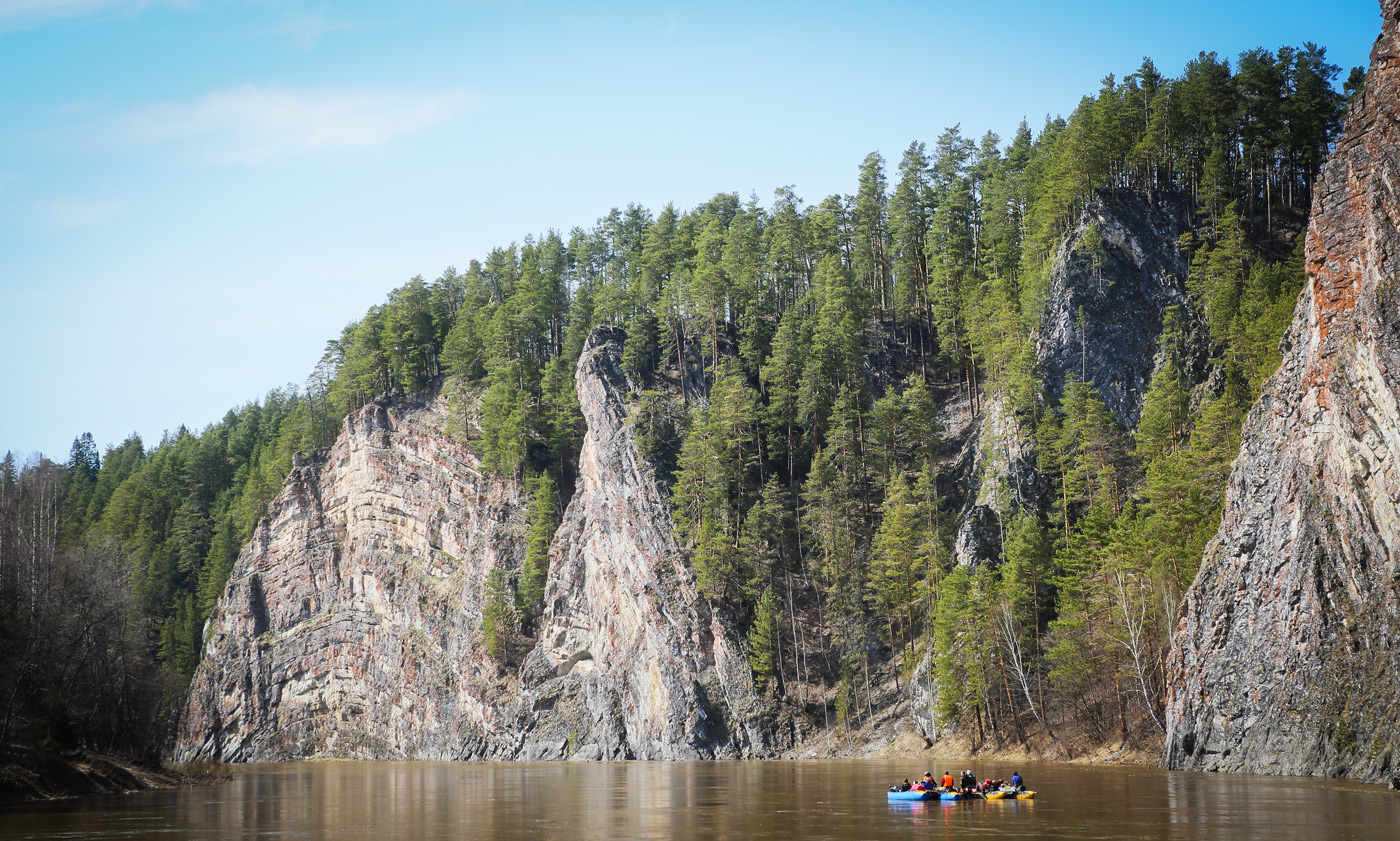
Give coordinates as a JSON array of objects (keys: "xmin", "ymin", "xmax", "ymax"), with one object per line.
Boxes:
[{"xmin": 0, "ymin": 42, "xmax": 1354, "ymax": 758}]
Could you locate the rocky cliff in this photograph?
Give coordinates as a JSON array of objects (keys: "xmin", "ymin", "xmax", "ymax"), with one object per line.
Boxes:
[
  {"xmin": 171, "ymin": 394, "xmax": 528, "ymax": 761},
  {"xmin": 1164, "ymin": 0, "xmax": 1400, "ymax": 785},
  {"xmin": 954, "ymin": 187, "xmax": 1198, "ymax": 567},
  {"xmin": 1038, "ymin": 188, "xmax": 1200, "ymax": 428},
  {"xmin": 172, "ymin": 330, "xmax": 768, "ymax": 762},
  {"xmin": 517, "ymin": 327, "xmax": 769, "ymax": 760}
]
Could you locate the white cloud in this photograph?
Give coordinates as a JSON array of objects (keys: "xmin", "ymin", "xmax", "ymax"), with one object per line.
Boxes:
[
  {"xmin": 109, "ymin": 86, "xmax": 474, "ymax": 164},
  {"xmin": 43, "ymin": 197, "xmax": 126, "ymax": 227},
  {"xmin": 267, "ymin": 12, "xmax": 348, "ymax": 49}
]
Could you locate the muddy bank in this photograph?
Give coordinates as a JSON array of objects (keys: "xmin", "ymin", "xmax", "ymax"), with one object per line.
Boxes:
[{"xmin": 0, "ymin": 747, "xmax": 223, "ymax": 804}]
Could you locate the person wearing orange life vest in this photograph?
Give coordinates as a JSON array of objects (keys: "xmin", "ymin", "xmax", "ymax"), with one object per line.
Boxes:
[{"xmin": 940, "ymin": 771, "xmax": 954, "ymax": 790}]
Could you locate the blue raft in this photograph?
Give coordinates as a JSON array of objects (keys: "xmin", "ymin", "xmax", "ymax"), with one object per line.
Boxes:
[{"xmin": 886, "ymin": 790, "xmax": 964, "ymax": 802}]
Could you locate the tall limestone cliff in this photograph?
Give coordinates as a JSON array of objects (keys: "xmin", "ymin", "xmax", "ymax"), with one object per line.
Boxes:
[
  {"xmin": 518, "ymin": 327, "xmax": 768, "ymax": 760},
  {"xmin": 171, "ymin": 330, "xmax": 767, "ymax": 762},
  {"xmin": 170, "ymin": 394, "xmax": 529, "ymax": 761},
  {"xmin": 1165, "ymin": 0, "xmax": 1400, "ymax": 785}
]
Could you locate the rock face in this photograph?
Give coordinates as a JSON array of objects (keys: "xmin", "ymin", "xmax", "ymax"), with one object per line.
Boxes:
[
  {"xmin": 518, "ymin": 327, "xmax": 768, "ymax": 760},
  {"xmin": 951, "ymin": 395, "xmax": 1041, "ymax": 568},
  {"xmin": 1165, "ymin": 1, "xmax": 1400, "ymax": 785},
  {"xmin": 954, "ymin": 188, "xmax": 1196, "ymax": 567},
  {"xmin": 1038, "ymin": 187, "xmax": 1198, "ymax": 428},
  {"xmin": 171, "ymin": 396, "xmax": 528, "ymax": 761},
  {"xmin": 172, "ymin": 330, "xmax": 767, "ymax": 762}
]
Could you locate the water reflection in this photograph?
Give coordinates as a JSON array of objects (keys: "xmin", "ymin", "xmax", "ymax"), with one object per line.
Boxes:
[{"xmin": 1, "ymin": 759, "xmax": 1397, "ymax": 840}]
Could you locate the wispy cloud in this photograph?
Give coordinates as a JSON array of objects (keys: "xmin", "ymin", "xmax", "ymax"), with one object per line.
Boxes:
[
  {"xmin": 43, "ymin": 197, "xmax": 126, "ymax": 228},
  {"xmin": 106, "ymin": 86, "xmax": 474, "ymax": 164},
  {"xmin": 0, "ymin": 0, "xmax": 168, "ymax": 30},
  {"xmin": 266, "ymin": 11, "xmax": 349, "ymax": 49}
]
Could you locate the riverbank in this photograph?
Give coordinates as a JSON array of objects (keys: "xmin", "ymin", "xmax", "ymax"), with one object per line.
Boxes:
[
  {"xmin": 0, "ymin": 746, "xmax": 223, "ymax": 803},
  {"xmin": 778, "ymin": 662, "xmax": 1165, "ymax": 770},
  {"xmin": 794, "ymin": 719, "xmax": 1163, "ymax": 769}
]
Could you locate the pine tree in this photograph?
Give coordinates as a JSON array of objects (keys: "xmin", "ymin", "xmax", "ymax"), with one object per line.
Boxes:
[
  {"xmin": 518, "ymin": 473, "xmax": 558, "ymax": 625},
  {"xmin": 481, "ymin": 567, "xmax": 518, "ymax": 661},
  {"xmin": 851, "ymin": 152, "xmax": 892, "ymax": 314},
  {"xmin": 868, "ymin": 472, "xmax": 922, "ymax": 648},
  {"xmin": 747, "ymin": 586, "xmax": 783, "ymax": 694},
  {"xmin": 1135, "ymin": 306, "xmax": 1192, "ymax": 462}
]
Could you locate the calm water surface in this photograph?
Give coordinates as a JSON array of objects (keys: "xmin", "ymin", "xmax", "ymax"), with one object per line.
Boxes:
[{"xmin": 2, "ymin": 759, "xmax": 1398, "ymax": 840}]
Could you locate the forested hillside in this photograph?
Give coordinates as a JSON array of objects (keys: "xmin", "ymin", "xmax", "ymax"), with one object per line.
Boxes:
[{"xmin": 1, "ymin": 44, "xmax": 1352, "ymax": 759}]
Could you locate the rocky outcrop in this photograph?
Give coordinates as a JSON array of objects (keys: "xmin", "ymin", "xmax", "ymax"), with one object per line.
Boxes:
[
  {"xmin": 906, "ymin": 649, "xmax": 940, "ymax": 742},
  {"xmin": 1164, "ymin": 0, "xmax": 1400, "ymax": 786},
  {"xmin": 517, "ymin": 327, "xmax": 768, "ymax": 760},
  {"xmin": 954, "ymin": 188, "xmax": 1197, "ymax": 567},
  {"xmin": 171, "ymin": 394, "xmax": 528, "ymax": 761},
  {"xmin": 951, "ymin": 396, "xmax": 1041, "ymax": 568},
  {"xmin": 172, "ymin": 330, "xmax": 768, "ymax": 762},
  {"xmin": 1038, "ymin": 188, "xmax": 1199, "ymax": 428}
]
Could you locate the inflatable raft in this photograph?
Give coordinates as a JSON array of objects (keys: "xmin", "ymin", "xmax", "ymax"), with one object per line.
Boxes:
[
  {"xmin": 889, "ymin": 788, "xmax": 1034, "ymax": 802},
  {"xmin": 985, "ymin": 789, "xmax": 1035, "ymax": 800},
  {"xmin": 886, "ymin": 790, "xmax": 970, "ymax": 801},
  {"xmin": 886, "ymin": 790, "xmax": 939, "ymax": 801}
]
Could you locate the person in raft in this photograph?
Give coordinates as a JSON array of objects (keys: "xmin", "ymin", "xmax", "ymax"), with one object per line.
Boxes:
[
  {"xmin": 960, "ymin": 770, "xmax": 977, "ymax": 792},
  {"xmin": 940, "ymin": 771, "xmax": 955, "ymax": 790},
  {"xmin": 1011, "ymin": 772, "xmax": 1024, "ymax": 792}
]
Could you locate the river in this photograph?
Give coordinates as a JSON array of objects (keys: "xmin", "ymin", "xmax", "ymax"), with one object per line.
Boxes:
[{"xmin": 2, "ymin": 759, "xmax": 1397, "ymax": 839}]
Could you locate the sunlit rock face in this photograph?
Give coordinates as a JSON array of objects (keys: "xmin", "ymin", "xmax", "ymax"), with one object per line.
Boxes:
[
  {"xmin": 521, "ymin": 327, "xmax": 768, "ymax": 760},
  {"xmin": 1165, "ymin": 0, "xmax": 1400, "ymax": 785},
  {"xmin": 170, "ymin": 394, "xmax": 528, "ymax": 761},
  {"xmin": 171, "ymin": 330, "xmax": 768, "ymax": 763}
]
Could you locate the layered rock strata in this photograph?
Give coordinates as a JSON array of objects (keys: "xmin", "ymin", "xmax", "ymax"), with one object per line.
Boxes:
[
  {"xmin": 1165, "ymin": 0, "xmax": 1400, "ymax": 785},
  {"xmin": 172, "ymin": 330, "xmax": 766, "ymax": 762},
  {"xmin": 172, "ymin": 396, "xmax": 528, "ymax": 761}
]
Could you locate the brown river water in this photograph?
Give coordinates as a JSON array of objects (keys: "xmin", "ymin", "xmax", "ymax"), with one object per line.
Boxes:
[{"xmin": 2, "ymin": 759, "xmax": 1398, "ymax": 840}]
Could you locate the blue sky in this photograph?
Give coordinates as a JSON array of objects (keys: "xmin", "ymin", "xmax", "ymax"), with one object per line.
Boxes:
[{"xmin": 0, "ymin": 0, "xmax": 1382, "ymax": 461}]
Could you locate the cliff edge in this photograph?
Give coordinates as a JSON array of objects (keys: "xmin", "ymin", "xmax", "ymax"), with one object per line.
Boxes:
[
  {"xmin": 171, "ymin": 330, "xmax": 766, "ymax": 762},
  {"xmin": 1164, "ymin": 0, "xmax": 1400, "ymax": 785}
]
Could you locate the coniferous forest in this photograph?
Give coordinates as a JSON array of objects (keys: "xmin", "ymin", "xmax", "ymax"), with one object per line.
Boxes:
[{"xmin": 1, "ymin": 45, "xmax": 1354, "ymax": 762}]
